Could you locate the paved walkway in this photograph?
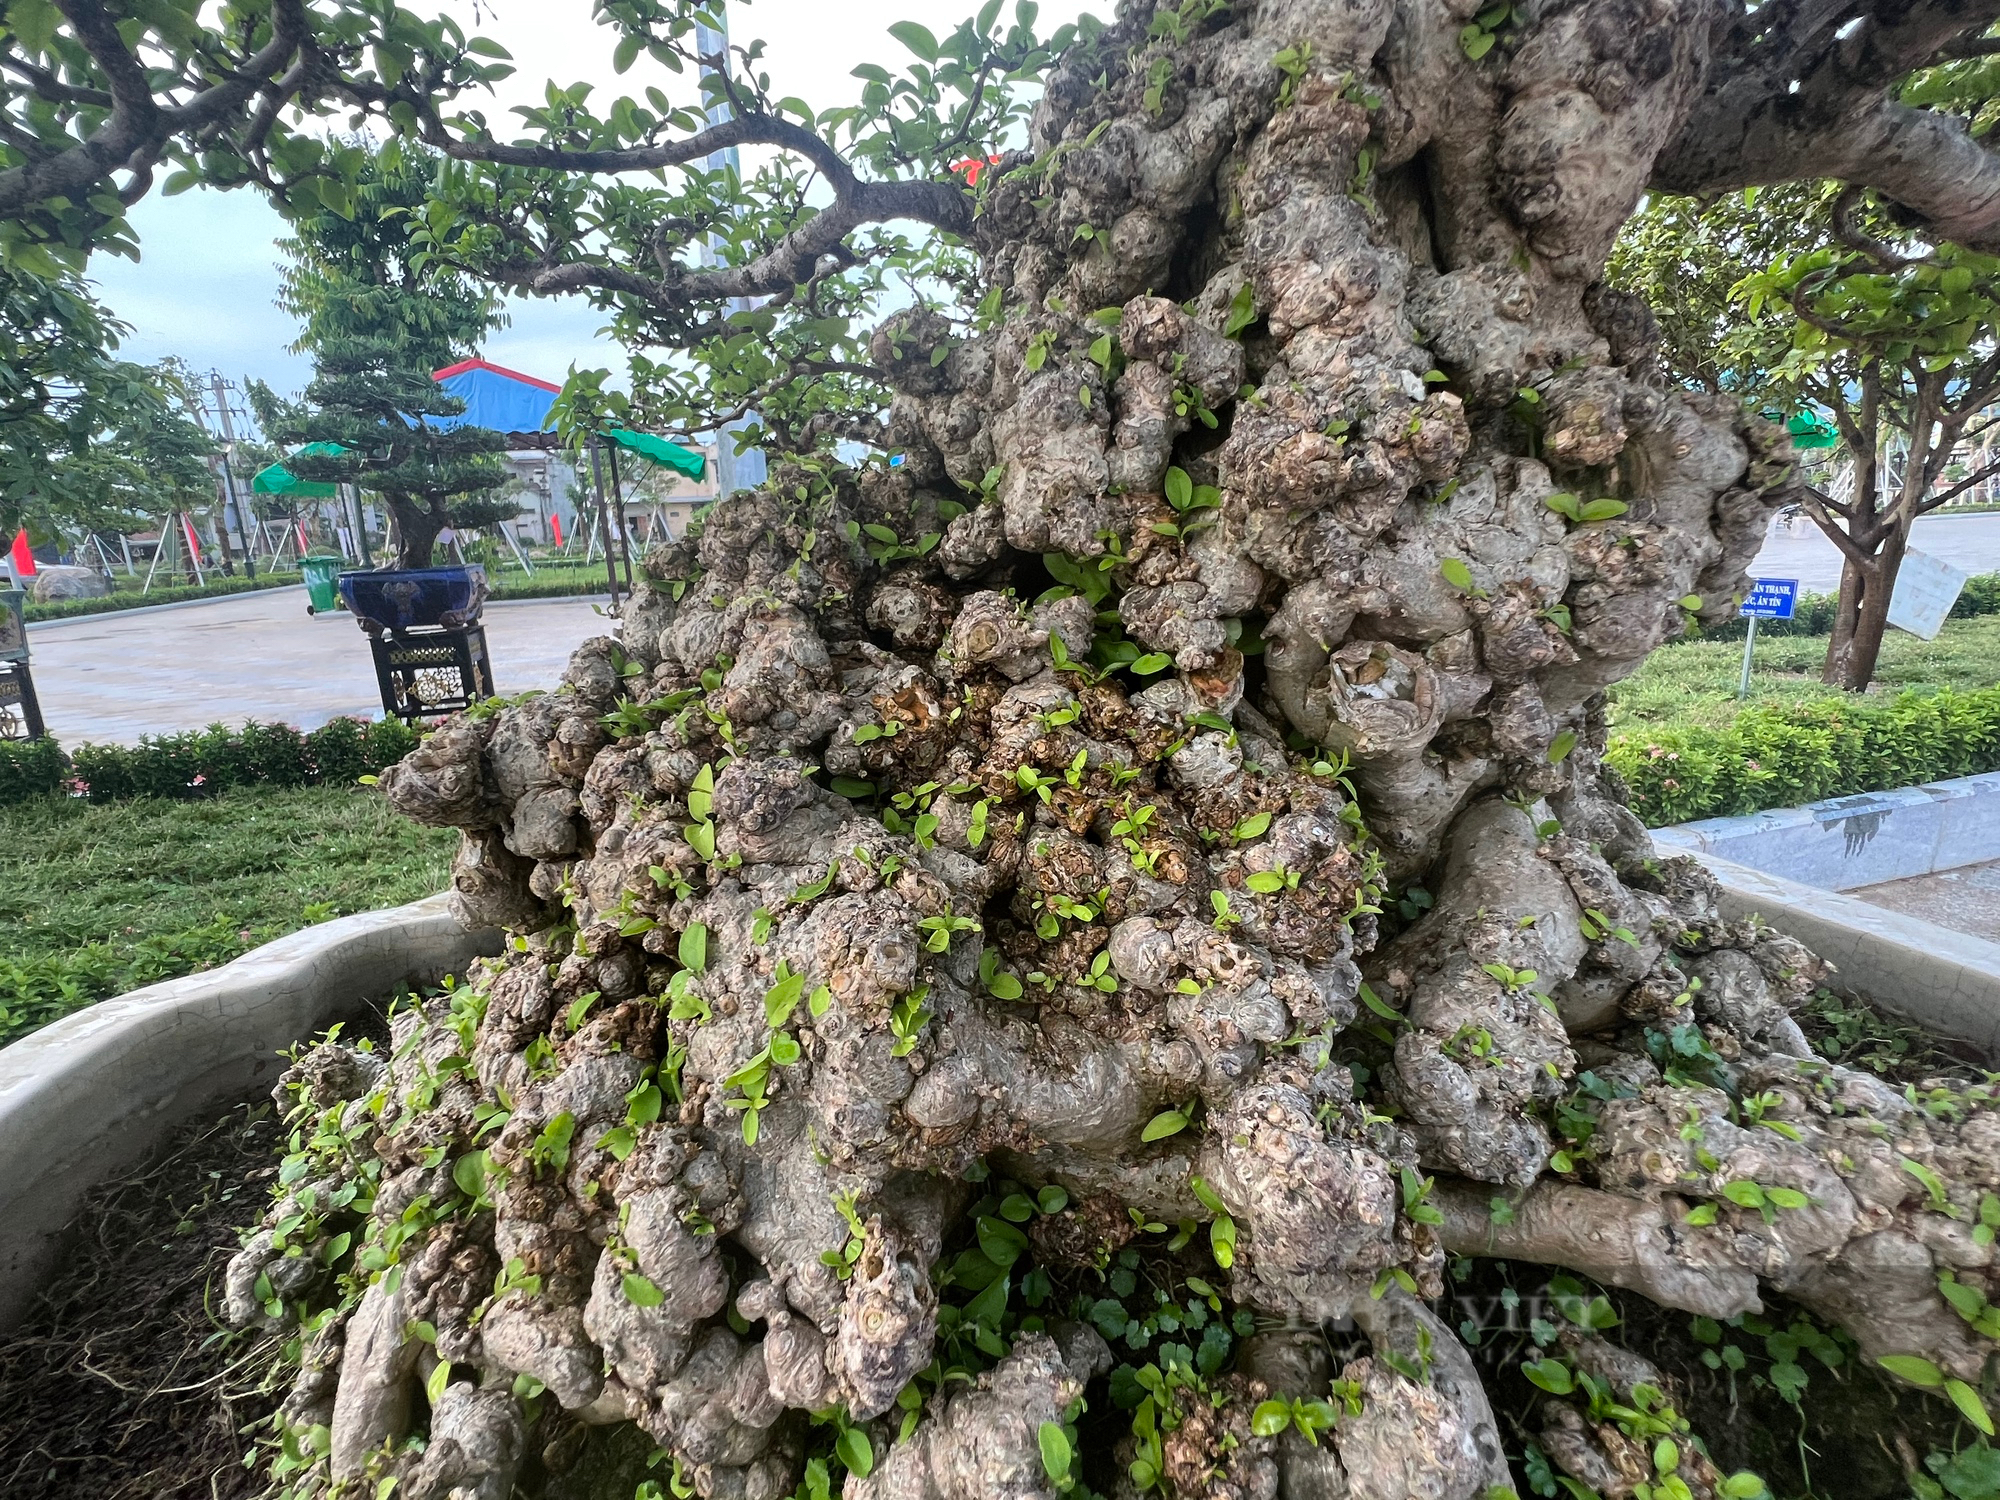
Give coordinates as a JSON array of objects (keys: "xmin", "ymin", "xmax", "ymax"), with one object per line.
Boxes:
[
  {"xmin": 25, "ymin": 588, "xmax": 615, "ymax": 746},
  {"xmin": 1752, "ymin": 509, "xmax": 2000, "ymax": 592}
]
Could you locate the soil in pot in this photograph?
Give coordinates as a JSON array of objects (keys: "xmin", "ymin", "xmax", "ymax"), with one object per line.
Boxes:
[{"xmin": 0, "ymin": 1096, "xmax": 292, "ymax": 1498}]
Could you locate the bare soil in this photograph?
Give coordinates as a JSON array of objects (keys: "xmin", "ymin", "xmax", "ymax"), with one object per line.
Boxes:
[{"xmin": 0, "ymin": 1097, "xmax": 290, "ymax": 1499}]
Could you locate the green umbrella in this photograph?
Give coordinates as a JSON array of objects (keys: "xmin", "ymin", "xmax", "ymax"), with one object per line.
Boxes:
[
  {"xmin": 600, "ymin": 426, "xmax": 705, "ymax": 481},
  {"xmin": 253, "ymin": 441, "xmax": 348, "ymax": 498}
]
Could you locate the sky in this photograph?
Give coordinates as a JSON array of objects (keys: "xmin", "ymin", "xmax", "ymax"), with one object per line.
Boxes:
[{"xmin": 86, "ymin": 0, "xmax": 1094, "ymax": 417}]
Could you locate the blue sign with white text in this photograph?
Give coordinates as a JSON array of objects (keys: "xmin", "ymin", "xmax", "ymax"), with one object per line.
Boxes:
[{"xmin": 1741, "ymin": 578, "xmax": 1799, "ymax": 619}]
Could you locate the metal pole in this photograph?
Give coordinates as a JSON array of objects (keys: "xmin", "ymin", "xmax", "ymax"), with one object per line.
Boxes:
[
  {"xmin": 607, "ymin": 441, "xmax": 635, "ymax": 595},
  {"xmin": 587, "ymin": 435, "xmax": 621, "ymax": 608},
  {"xmin": 206, "ymin": 371, "xmax": 253, "ymax": 578},
  {"xmin": 1737, "ymin": 613, "xmax": 1758, "ymax": 699},
  {"xmin": 501, "ymin": 523, "xmax": 535, "ymax": 576}
]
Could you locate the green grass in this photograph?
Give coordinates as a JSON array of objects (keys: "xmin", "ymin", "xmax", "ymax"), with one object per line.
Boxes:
[
  {"xmin": 1607, "ymin": 613, "xmax": 2000, "ymax": 737},
  {"xmin": 0, "ymin": 783, "xmax": 456, "ymax": 1047}
]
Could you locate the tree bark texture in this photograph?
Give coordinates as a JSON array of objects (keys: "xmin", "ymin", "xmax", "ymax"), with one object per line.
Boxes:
[{"xmin": 224, "ymin": 5, "xmax": 2000, "ymax": 1498}]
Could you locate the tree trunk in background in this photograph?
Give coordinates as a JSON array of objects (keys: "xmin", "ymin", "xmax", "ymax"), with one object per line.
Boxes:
[
  {"xmin": 385, "ymin": 493, "xmax": 446, "ymax": 570},
  {"xmin": 221, "ymin": 5, "xmax": 2000, "ymax": 1497},
  {"xmin": 1823, "ymin": 526, "xmax": 1907, "ymax": 691}
]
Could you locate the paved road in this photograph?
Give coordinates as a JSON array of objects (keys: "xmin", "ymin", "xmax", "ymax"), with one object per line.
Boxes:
[
  {"xmin": 26, "ymin": 587, "xmax": 616, "ymax": 746},
  {"xmin": 1752, "ymin": 509, "xmax": 2000, "ymax": 592}
]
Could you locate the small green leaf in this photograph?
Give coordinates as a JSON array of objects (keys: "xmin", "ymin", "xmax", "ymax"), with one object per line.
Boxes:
[
  {"xmin": 1210, "ymin": 1214, "xmax": 1237, "ymax": 1268},
  {"xmin": 623, "ymin": 1272, "xmax": 664, "ymax": 1307},
  {"xmin": 885, "ymin": 19, "xmax": 940, "ymax": 59},
  {"xmin": 451, "ymin": 1151, "xmax": 488, "ymax": 1201},
  {"xmin": 1948, "ymin": 1377, "xmax": 1996, "ymax": 1435},
  {"xmin": 836, "ymin": 1424, "xmax": 875, "ymax": 1477},
  {"xmin": 977, "ymin": 1216, "xmax": 1030, "ymax": 1267},
  {"xmin": 1720, "ymin": 1180, "xmax": 1766, "ymax": 1210},
  {"xmin": 1038, "ymin": 1421, "xmax": 1073, "ymax": 1482},
  {"xmin": 1578, "ymin": 497, "xmax": 1628, "ymax": 521},
  {"xmin": 1233, "ymin": 811, "xmax": 1273, "ymax": 840},
  {"xmin": 1547, "ymin": 730, "xmax": 1577, "ymax": 763},
  {"xmin": 426, "ymin": 1359, "xmax": 451, "ymax": 1405},
  {"xmin": 1878, "ymin": 1354, "xmax": 1947, "ymax": 1387},
  {"xmin": 1143, "ymin": 1110, "xmax": 1190, "ymax": 1142},
  {"xmin": 1523, "ymin": 1358, "xmax": 1573, "ymax": 1394},
  {"xmin": 1440, "ymin": 557, "xmax": 1475, "ymax": 591},
  {"xmin": 1247, "ymin": 870, "xmax": 1287, "ymax": 893},
  {"xmin": 1250, "ymin": 1399, "xmax": 1292, "ymax": 1437},
  {"xmin": 679, "ymin": 922, "xmax": 708, "ymax": 973}
]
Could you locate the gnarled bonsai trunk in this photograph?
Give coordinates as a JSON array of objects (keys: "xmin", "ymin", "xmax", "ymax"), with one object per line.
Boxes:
[
  {"xmin": 222, "ymin": 5, "xmax": 2000, "ymax": 1497},
  {"xmin": 383, "ymin": 491, "xmax": 449, "ymax": 571}
]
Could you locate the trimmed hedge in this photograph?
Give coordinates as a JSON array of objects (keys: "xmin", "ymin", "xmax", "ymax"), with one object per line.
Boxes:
[
  {"xmin": 1681, "ymin": 571, "xmax": 2000, "ymax": 646},
  {"xmin": 0, "ymin": 716, "xmax": 420, "ymax": 803},
  {"xmin": 1609, "ymin": 686, "xmax": 2000, "ymax": 827},
  {"xmin": 22, "ymin": 571, "xmax": 303, "ymax": 622}
]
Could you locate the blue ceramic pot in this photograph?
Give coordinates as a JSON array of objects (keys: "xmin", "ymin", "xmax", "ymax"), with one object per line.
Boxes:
[{"xmin": 337, "ymin": 565, "xmax": 487, "ymax": 636}]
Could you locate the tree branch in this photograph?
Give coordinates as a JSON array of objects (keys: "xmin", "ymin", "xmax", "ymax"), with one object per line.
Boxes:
[
  {"xmin": 1653, "ymin": 0, "xmax": 2000, "ymax": 249},
  {"xmin": 0, "ymin": 0, "xmax": 312, "ymax": 218}
]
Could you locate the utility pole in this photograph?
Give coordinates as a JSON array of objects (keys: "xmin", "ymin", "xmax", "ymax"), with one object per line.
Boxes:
[
  {"xmin": 695, "ymin": 7, "xmax": 768, "ymax": 500},
  {"xmin": 205, "ymin": 370, "xmax": 256, "ymax": 579}
]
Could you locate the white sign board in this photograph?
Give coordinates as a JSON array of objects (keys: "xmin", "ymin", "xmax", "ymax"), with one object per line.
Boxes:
[{"xmin": 1887, "ymin": 548, "xmax": 1970, "ymax": 641}]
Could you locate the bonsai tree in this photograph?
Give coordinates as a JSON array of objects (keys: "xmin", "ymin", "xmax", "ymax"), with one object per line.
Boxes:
[
  {"xmin": 250, "ymin": 148, "xmax": 513, "ymax": 570},
  {"xmin": 14, "ymin": 1, "xmax": 2000, "ymax": 1495},
  {"xmin": 1615, "ymin": 182, "xmax": 2000, "ymax": 689}
]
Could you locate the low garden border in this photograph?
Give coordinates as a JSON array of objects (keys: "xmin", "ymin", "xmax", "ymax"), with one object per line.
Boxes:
[
  {"xmin": 0, "ymin": 716, "xmax": 420, "ymax": 802},
  {"xmin": 1609, "ymin": 686, "xmax": 2000, "ymax": 827},
  {"xmin": 0, "ymin": 894, "xmax": 500, "ymax": 1333}
]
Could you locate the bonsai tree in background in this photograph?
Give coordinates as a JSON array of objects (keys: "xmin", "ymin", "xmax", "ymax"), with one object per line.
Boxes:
[
  {"xmin": 1617, "ymin": 182, "xmax": 2000, "ymax": 690},
  {"xmin": 19, "ymin": 1, "xmax": 2000, "ymax": 1496},
  {"xmin": 251, "ymin": 148, "xmax": 513, "ymax": 570}
]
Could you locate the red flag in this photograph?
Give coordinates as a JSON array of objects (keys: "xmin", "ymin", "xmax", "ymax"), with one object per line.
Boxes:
[
  {"xmin": 550, "ymin": 512, "xmax": 564, "ymax": 547},
  {"xmin": 9, "ymin": 529, "xmax": 34, "ymax": 576},
  {"xmin": 181, "ymin": 513, "xmax": 202, "ymax": 557},
  {"xmin": 951, "ymin": 153, "xmax": 1004, "ymax": 186}
]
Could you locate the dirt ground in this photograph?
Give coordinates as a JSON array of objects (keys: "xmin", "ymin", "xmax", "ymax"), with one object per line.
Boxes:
[{"xmin": 0, "ymin": 1097, "xmax": 290, "ymax": 1500}]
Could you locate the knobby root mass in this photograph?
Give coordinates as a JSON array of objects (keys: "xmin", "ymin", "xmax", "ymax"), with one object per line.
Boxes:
[{"xmin": 224, "ymin": 3, "xmax": 2000, "ymax": 1496}]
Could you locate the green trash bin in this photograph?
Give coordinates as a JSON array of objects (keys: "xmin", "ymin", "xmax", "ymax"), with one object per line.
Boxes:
[{"xmin": 301, "ymin": 554, "xmax": 344, "ymax": 615}]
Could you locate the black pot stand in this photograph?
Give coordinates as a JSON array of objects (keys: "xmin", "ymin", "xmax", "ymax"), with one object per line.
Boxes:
[
  {"xmin": 336, "ymin": 566, "xmax": 496, "ymax": 723},
  {"xmin": 0, "ymin": 588, "xmax": 44, "ymax": 741}
]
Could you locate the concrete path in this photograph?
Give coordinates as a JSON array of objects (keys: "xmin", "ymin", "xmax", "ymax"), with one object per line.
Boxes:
[
  {"xmin": 25, "ymin": 588, "xmax": 615, "ymax": 746},
  {"xmin": 1751, "ymin": 509, "xmax": 2000, "ymax": 592}
]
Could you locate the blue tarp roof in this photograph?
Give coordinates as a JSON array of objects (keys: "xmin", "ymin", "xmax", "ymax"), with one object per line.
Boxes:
[{"xmin": 427, "ymin": 357, "xmax": 563, "ymax": 435}]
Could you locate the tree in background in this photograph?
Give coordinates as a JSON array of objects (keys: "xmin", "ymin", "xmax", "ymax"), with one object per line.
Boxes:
[
  {"xmin": 1615, "ymin": 184, "xmax": 2000, "ymax": 690},
  {"xmin": 19, "ymin": 2, "xmax": 2000, "ymax": 1495},
  {"xmin": 0, "ymin": 265, "xmax": 216, "ymax": 549},
  {"xmin": 251, "ymin": 147, "xmax": 513, "ymax": 569}
]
